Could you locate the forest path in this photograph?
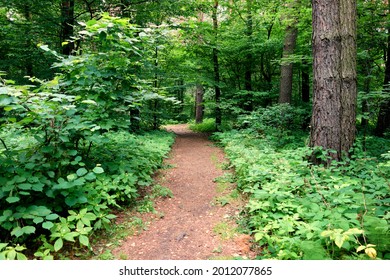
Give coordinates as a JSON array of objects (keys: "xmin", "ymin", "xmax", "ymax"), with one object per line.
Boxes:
[{"xmin": 112, "ymin": 124, "xmax": 255, "ymax": 260}]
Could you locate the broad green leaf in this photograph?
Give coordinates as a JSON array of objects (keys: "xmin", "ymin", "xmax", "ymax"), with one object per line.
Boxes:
[
  {"xmin": 33, "ymin": 217, "xmax": 44, "ymax": 224},
  {"xmin": 7, "ymin": 250, "xmax": 16, "ymax": 260},
  {"xmin": 63, "ymin": 232, "xmax": 79, "ymax": 242},
  {"xmin": 79, "ymin": 235, "xmax": 89, "ymax": 247},
  {"xmin": 16, "ymin": 253, "xmax": 27, "ymax": 260},
  {"xmin": 6, "ymin": 196, "xmax": 20, "ymax": 203},
  {"xmin": 45, "ymin": 214, "xmax": 59, "ymax": 221},
  {"xmin": 11, "ymin": 227, "xmax": 24, "ymax": 237},
  {"xmin": 22, "ymin": 226, "xmax": 36, "ymax": 235},
  {"xmin": 76, "ymin": 168, "xmax": 88, "ymax": 177},
  {"xmin": 0, "ymin": 243, "xmax": 8, "ymax": 251},
  {"xmin": 334, "ymin": 234, "xmax": 346, "ymax": 248},
  {"xmin": 93, "ymin": 166, "xmax": 104, "ymax": 174},
  {"xmin": 54, "ymin": 238, "xmax": 63, "ymax": 252},
  {"xmin": 42, "ymin": 222, "xmax": 54, "ymax": 230}
]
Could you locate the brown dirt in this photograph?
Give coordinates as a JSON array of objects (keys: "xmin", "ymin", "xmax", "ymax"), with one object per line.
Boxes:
[{"xmin": 112, "ymin": 124, "xmax": 256, "ymax": 260}]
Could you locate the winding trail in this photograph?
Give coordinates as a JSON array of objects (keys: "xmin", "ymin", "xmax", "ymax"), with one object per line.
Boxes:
[{"xmin": 112, "ymin": 124, "xmax": 254, "ymax": 260}]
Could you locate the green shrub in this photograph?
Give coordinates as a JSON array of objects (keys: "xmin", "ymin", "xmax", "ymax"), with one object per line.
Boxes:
[{"xmin": 189, "ymin": 118, "xmax": 216, "ymax": 133}]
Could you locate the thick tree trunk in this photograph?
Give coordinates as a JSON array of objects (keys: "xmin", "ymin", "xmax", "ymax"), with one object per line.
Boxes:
[
  {"xmin": 195, "ymin": 84, "xmax": 204, "ymax": 124},
  {"xmin": 212, "ymin": 1, "xmax": 222, "ymax": 129},
  {"xmin": 279, "ymin": 0, "xmax": 299, "ymax": 104},
  {"xmin": 61, "ymin": 0, "xmax": 75, "ymax": 55},
  {"xmin": 310, "ymin": 0, "xmax": 357, "ymax": 163}
]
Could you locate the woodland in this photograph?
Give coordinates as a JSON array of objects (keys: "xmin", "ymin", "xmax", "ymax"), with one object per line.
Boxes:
[{"xmin": 0, "ymin": 0, "xmax": 389, "ymax": 260}]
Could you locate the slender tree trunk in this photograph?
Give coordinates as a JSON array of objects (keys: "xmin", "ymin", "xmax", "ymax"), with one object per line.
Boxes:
[
  {"xmin": 212, "ymin": 0, "xmax": 222, "ymax": 129},
  {"xmin": 195, "ymin": 84, "xmax": 204, "ymax": 124},
  {"xmin": 279, "ymin": 0, "xmax": 299, "ymax": 104},
  {"xmin": 61, "ymin": 0, "xmax": 75, "ymax": 55},
  {"xmin": 310, "ymin": 0, "xmax": 357, "ymax": 163},
  {"xmin": 375, "ymin": 13, "xmax": 390, "ymax": 136},
  {"xmin": 244, "ymin": 0, "xmax": 253, "ymax": 93},
  {"xmin": 301, "ymin": 61, "xmax": 310, "ymax": 103}
]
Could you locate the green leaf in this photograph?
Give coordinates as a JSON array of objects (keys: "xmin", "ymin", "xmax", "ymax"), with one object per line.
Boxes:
[
  {"xmin": 334, "ymin": 234, "xmax": 346, "ymax": 249},
  {"xmin": 22, "ymin": 226, "xmax": 36, "ymax": 235},
  {"xmin": 0, "ymin": 243, "xmax": 8, "ymax": 251},
  {"xmin": 16, "ymin": 253, "xmax": 27, "ymax": 260},
  {"xmin": 45, "ymin": 213, "xmax": 59, "ymax": 221},
  {"xmin": 11, "ymin": 227, "xmax": 24, "ymax": 237},
  {"xmin": 7, "ymin": 250, "xmax": 16, "ymax": 260},
  {"xmin": 54, "ymin": 238, "xmax": 63, "ymax": 252},
  {"xmin": 64, "ymin": 232, "xmax": 79, "ymax": 242},
  {"xmin": 18, "ymin": 183, "xmax": 32, "ymax": 190},
  {"xmin": 84, "ymin": 172, "xmax": 96, "ymax": 181},
  {"xmin": 6, "ymin": 196, "xmax": 20, "ymax": 203},
  {"xmin": 79, "ymin": 235, "xmax": 89, "ymax": 247},
  {"xmin": 92, "ymin": 166, "xmax": 104, "ymax": 174},
  {"xmin": 42, "ymin": 222, "xmax": 54, "ymax": 230},
  {"xmin": 76, "ymin": 168, "xmax": 88, "ymax": 177},
  {"xmin": 33, "ymin": 217, "xmax": 44, "ymax": 224}
]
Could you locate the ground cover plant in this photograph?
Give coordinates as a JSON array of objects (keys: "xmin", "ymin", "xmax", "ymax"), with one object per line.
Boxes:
[{"xmin": 214, "ymin": 105, "xmax": 390, "ymax": 260}]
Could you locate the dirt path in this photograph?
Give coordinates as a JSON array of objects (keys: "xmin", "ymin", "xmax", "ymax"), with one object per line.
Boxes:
[{"xmin": 112, "ymin": 124, "xmax": 255, "ymax": 260}]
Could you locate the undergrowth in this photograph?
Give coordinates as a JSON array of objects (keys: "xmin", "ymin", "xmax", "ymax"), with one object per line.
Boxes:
[
  {"xmin": 0, "ymin": 128, "xmax": 174, "ymax": 259},
  {"xmin": 189, "ymin": 118, "xmax": 216, "ymax": 133},
  {"xmin": 214, "ymin": 104, "xmax": 390, "ymax": 260}
]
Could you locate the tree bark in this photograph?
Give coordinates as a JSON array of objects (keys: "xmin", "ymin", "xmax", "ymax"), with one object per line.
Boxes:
[
  {"xmin": 195, "ymin": 84, "xmax": 204, "ymax": 124},
  {"xmin": 212, "ymin": 0, "xmax": 222, "ymax": 129},
  {"xmin": 301, "ymin": 61, "xmax": 310, "ymax": 103},
  {"xmin": 61, "ymin": 0, "xmax": 75, "ymax": 55},
  {"xmin": 279, "ymin": 0, "xmax": 299, "ymax": 104},
  {"xmin": 310, "ymin": 0, "xmax": 357, "ymax": 163}
]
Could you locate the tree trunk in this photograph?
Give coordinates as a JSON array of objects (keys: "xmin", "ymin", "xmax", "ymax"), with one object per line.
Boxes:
[
  {"xmin": 212, "ymin": 0, "xmax": 222, "ymax": 129},
  {"xmin": 375, "ymin": 13, "xmax": 390, "ymax": 136},
  {"xmin": 301, "ymin": 61, "xmax": 310, "ymax": 103},
  {"xmin": 61, "ymin": 0, "xmax": 75, "ymax": 55},
  {"xmin": 244, "ymin": 0, "xmax": 253, "ymax": 92},
  {"xmin": 279, "ymin": 0, "xmax": 299, "ymax": 104},
  {"xmin": 195, "ymin": 84, "xmax": 204, "ymax": 124},
  {"xmin": 310, "ymin": 0, "xmax": 357, "ymax": 163}
]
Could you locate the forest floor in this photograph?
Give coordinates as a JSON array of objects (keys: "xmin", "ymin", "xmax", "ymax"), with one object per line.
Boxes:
[{"xmin": 111, "ymin": 124, "xmax": 257, "ymax": 260}]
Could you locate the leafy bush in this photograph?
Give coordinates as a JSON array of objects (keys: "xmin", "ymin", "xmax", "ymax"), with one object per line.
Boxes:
[
  {"xmin": 215, "ymin": 128, "xmax": 390, "ymax": 260},
  {"xmin": 189, "ymin": 118, "xmax": 216, "ymax": 133}
]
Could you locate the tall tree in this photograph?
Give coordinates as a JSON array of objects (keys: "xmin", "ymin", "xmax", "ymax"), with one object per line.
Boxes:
[
  {"xmin": 310, "ymin": 0, "xmax": 357, "ymax": 162},
  {"xmin": 61, "ymin": 0, "xmax": 75, "ymax": 55},
  {"xmin": 278, "ymin": 0, "xmax": 299, "ymax": 104},
  {"xmin": 212, "ymin": 0, "xmax": 222, "ymax": 128}
]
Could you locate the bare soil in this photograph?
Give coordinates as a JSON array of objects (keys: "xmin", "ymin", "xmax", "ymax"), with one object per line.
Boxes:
[{"xmin": 112, "ymin": 124, "xmax": 256, "ymax": 260}]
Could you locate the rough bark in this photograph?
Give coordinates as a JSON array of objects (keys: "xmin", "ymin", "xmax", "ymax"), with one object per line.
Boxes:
[
  {"xmin": 278, "ymin": 26, "xmax": 298, "ymax": 103},
  {"xmin": 310, "ymin": 0, "xmax": 357, "ymax": 163},
  {"xmin": 279, "ymin": 0, "xmax": 300, "ymax": 104},
  {"xmin": 195, "ymin": 84, "xmax": 204, "ymax": 124}
]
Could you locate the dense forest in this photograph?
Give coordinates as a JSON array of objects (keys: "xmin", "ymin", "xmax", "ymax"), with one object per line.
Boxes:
[{"xmin": 0, "ymin": 0, "xmax": 389, "ymax": 260}]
